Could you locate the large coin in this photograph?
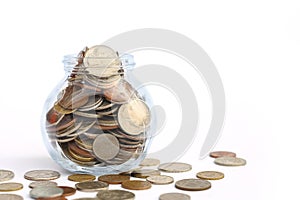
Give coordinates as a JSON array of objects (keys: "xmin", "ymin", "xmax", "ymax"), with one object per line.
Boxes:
[
  {"xmin": 196, "ymin": 171, "xmax": 224, "ymax": 180},
  {"xmin": 93, "ymin": 134, "xmax": 120, "ymax": 161},
  {"xmin": 158, "ymin": 162, "xmax": 192, "ymax": 173},
  {"xmin": 159, "ymin": 193, "xmax": 190, "ymax": 200},
  {"xmin": 0, "ymin": 194, "xmax": 23, "ymax": 200},
  {"xmin": 0, "ymin": 170, "xmax": 14, "ymax": 182},
  {"xmin": 98, "ymin": 174, "xmax": 130, "ymax": 184},
  {"xmin": 121, "ymin": 180, "xmax": 151, "ymax": 190},
  {"xmin": 29, "ymin": 186, "xmax": 64, "ymax": 198},
  {"xmin": 24, "ymin": 170, "xmax": 60, "ymax": 181},
  {"xmin": 214, "ymin": 156, "xmax": 247, "ymax": 166},
  {"xmin": 146, "ymin": 175, "xmax": 174, "ymax": 185},
  {"xmin": 97, "ymin": 189, "xmax": 135, "ymax": 200},
  {"xmin": 75, "ymin": 181, "xmax": 109, "ymax": 192},
  {"xmin": 29, "ymin": 181, "xmax": 58, "ymax": 188},
  {"xmin": 0, "ymin": 182, "xmax": 23, "ymax": 192},
  {"xmin": 175, "ymin": 179, "xmax": 211, "ymax": 191},
  {"xmin": 67, "ymin": 174, "xmax": 96, "ymax": 182},
  {"xmin": 209, "ymin": 151, "xmax": 236, "ymax": 158},
  {"xmin": 118, "ymin": 99, "xmax": 151, "ymax": 135},
  {"xmin": 139, "ymin": 158, "xmax": 160, "ymax": 167}
]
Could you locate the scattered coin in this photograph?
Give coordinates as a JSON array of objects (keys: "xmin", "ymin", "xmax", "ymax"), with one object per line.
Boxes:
[
  {"xmin": 67, "ymin": 174, "xmax": 96, "ymax": 182},
  {"xmin": 58, "ymin": 186, "xmax": 76, "ymax": 196},
  {"xmin": 146, "ymin": 175, "xmax": 174, "ymax": 185},
  {"xmin": 29, "ymin": 181, "xmax": 58, "ymax": 188},
  {"xmin": 131, "ymin": 169, "xmax": 161, "ymax": 179},
  {"xmin": 121, "ymin": 180, "xmax": 151, "ymax": 190},
  {"xmin": 0, "ymin": 170, "xmax": 14, "ymax": 182},
  {"xmin": 139, "ymin": 158, "xmax": 160, "ymax": 167},
  {"xmin": 98, "ymin": 174, "xmax": 130, "ymax": 184},
  {"xmin": 93, "ymin": 134, "xmax": 120, "ymax": 161},
  {"xmin": 29, "ymin": 186, "xmax": 64, "ymax": 199},
  {"xmin": 24, "ymin": 170, "xmax": 60, "ymax": 181},
  {"xmin": 209, "ymin": 151, "xmax": 237, "ymax": 158},
  {"xmin": 36, "ymin": 196, "xmax": 67, "ymax": 200},
  {"xmin": 0, "ymin": 194, "xmax": 23, "ymax": 200},
  {"xmin": 75, "ymin": 181, "xmax": 109, "ymax": 192},
  {"xmin": 159, "ymin": 193, "xmax": 191, "ymax": 200},
  {"xmin": 0, "ymin": 182, "xmax": 23, "ymax": 192},
  {"xmin": 72, "ymin": 198, "xmax": 98, "ymax": 200},
  {"xmin": 214, "ymin": 156, "xmax": 247, "ymax": 166},
  {"xmin": 175, "ymin": 179, "xmax": 211, "ymax": 191},
  {"xmin": 196, "ymin": 171, "xmax": 224, "ymax": 180},
  {"xmin": 97, "ymin": 189, "xmax": 135, "ymax": 200},
  {"xmin": 158, "ymin": 162, "xmax": 192, "ymax": 173}
]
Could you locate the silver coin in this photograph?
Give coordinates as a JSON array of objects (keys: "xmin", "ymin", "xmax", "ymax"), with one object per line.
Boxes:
[
  {"xmin": 146, "ymin": 175, "xmax": 174, "ymax": 185},
  {"xmin": 93, "ymin": 134, "xmax": 120, "ymax": 161},
  {"xmin": 159, "ymin": 193, "xmax": 190, "ymax": 200},
  {"xmin": 0, "ymin": 170, "xmax": 14, "ymax": 182},
  {"xmin": 158, "ymin": 162, "xmax": 192, "ymax": 173},
  {"xmin": 97, "ymin": 189, "xmax": 135, "ymax": 200},
  {"xmin": 75, "ymin": 181, "xmax": 109, "ymax": 192},
  {"xmin": 118, "ymin": 99, "xmax": 151, "ymax": 135},
  {"xmin": 24, "ymin": 170, "xmax": 60, "ymax": 181},
  {"xmin": 175, "ymin": 179, "xmax": 211, "ymax": 191},
  {"xmin": 0, "ymin": 182, "xmax": 23, "ymax": 192},
  {"xmin": 0, "ymin": 194, "xmax": 24, "ymax": 200},
  {"xmin": 29, "ymin": 181, "xmax": 58, "ymax": 188},
  {"xmin": 214, "ymin": 156, "xmax": 247, "ymax": 166},
  {"xmin": 29, "ymin": 186, "xmax": 63, "ymax": 198},
  {"xmin": 73, "ymin": 198, "xmax": 99, "ymax": 200}
]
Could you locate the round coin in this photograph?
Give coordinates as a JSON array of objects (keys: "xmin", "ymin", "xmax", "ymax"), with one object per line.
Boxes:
[
  {"xmin": 175, "ymin": 179, "xmax": 211, "ymax": 191},
  {"xmin": 75, "ymin": 181, "xmax": 109, "ymax": 192},
  {"xmin": 158, "ymin": 162, "xmax": 192, "ymax": 173},
  {"xmin": 29, "ymin": 186, "xmax": 64, "ymax": 199},
  {"xmin": 146, "ymin": 175, "xmax": 174, "ymax": 185},
  {"xmin": 98, "ymin": 174, "xmax": 130, "ymax": 184},
  {"xmin": 139, "ymin": 158, "xmax": 160, "ymax": 167},
  {"xmin": 0, "ymin": 182, "xmax": 23, "ymax": 192},
  {"xmin": 209, "ymin": 151, "xmax": 237, "ymax": 158},
  {"xmin": 29, "ymin": 181, "xmax": 58, "ymax": 188},
  {"xmin": 73, "ymin": 198, "xmax": 98, "ymax": 200},
  {"xmin": 24, "ymin": 170, "xmax": 60, "ymax": 181},
  {"xmin": 36, "ymin": 197, "xmax": 67, "ymax": 200},
  {"xmin": 214, "ymin": 156, "xmax": 247, "ymax": 166},
  {"xmin": 93, "ymin": 134, "xmax": 120, "ymax": 161},
  {"xmin": 196, "ymin": 171, "xmax": 224, "ymax": 180},
  {"xmin": 0, "ymin": 170, "xmax": 14, "ymax": 182},
  {"xmin": 58, "ymin": 186, "xmax": 76, "ymax": 196},
  {"xmin": 97, "ymin": 189, "xmax": 135, "ymax": 200},
  {"xmin": 0, "ymin": 194, "xmax": 23, "ymax": 200},
  {"xmin": 159, "ymin": 193, "xmax": 190, "ymax": 200},
  {"xmin": 67, "ymin": 174, "xmax": 96, "ymax": 182},
  {"xmin": 131, "ymin": 169, "xmax": 161, "ymax": 179},
  {"xmin": 121, "ymin": 180, "xmax": 151, "ymax": 190}
]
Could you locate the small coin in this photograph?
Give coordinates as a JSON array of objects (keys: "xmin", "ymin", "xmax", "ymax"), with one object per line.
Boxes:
[
  {"xmin": 36, "ymin": 196, "xmax": 67, "ymax": 200},
  {"xmin": 72, "ymin": 198, "xmax": 98, "ymax": 200},
  {"xmin": 29, "ymin": 181, "xmax": 58, "ymax": 188},
  {"xmin": 92, "ymin": 134, "xmax": 120, "ymax": 161},
  {"xmin": 58, "ymin": 186, "xmax": 76, "ymax": 196},
  {"xmin": 67, "ymin": 174, "xmax": 96, "ymax": 182},
  {"xmin": 98, "ymin": 174, "xmax": 130, "ymax": 184},
  {"xmin": 97, "ymin": 189, "xmax": 135, "ymax": 200},
  {"xmin": 121, "ymin": 180, "xmax": 151, "ymax": 190},
  {"xmin": 158, "ymin": 162, "xmax": 192, "ymax": 173},
  {"xmin": 139, "ymin": 158, "xmax": 160, "ymax": 167},
  {"xmin": 209, "ymin": 151, "xmax": 237, "ymax": 158},
  {"xmin": 146, "ymin": 175, "xmax": 174, "ymax": 185},
  {"xmin": 159, "ymin": 193, "xmax": 191, "ymax": 200},
  {"xmin": 175, "ymin": 179, "xmax": 211, "ymax": 191},
  {"xmin": 131, "ymin": 169, "xmax": 161, "ymax": 179},
  {"xmin": 0, "ymin": 182, "xmax": 23, "ymax": 192},
  {"xmin": 75, "ymin": 181, "xmax": 109, "ymax": 192},
  {"xmin": 30, "ymin": 186, "xmax": 64, "ymax": 199},
  {"xmin": 214, "ymin": 156, "xmax": 247, "ymax": 166},
  {"xmin": 0, "ymin": 194, "xmax": 24, "ymax": 200},
  {"xmin": 24, "ymin": 170, "xmax": 60, "ymax": 181},
  {"xmin": 196, "ymin": 171, "xmax": 224, "ymax": 180},
  {"xmin": 0, "ymin": 170, "xmax": 14, "ymax": 182}
]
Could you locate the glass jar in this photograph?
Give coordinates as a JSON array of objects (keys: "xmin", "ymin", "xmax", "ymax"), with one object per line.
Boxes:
[{"xmin": 41, "ymin": 45, "xmax": 152, "ymax": 175}]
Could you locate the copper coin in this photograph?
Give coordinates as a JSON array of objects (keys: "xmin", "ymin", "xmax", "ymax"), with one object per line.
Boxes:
[
  {"xmin": 159, "ymin": 193, "xmax": 190, "ymax": 200},
  {"xmin": 214, "ymin": 156, "xmax": 247, "ymax": 166},
  {"xmin": 146, "ymin": 175, "xmax": 174, "ymax": 185},
  {"xmin": 196, "ymin": 171, "xmax": 224, "ymax": 180},
  {"xmin": 175, "ymin": 179, "xmax": 211, "ymax": 191},
  {"xmin": 67, "ymin": 174, "xmax": 96, "ymax": 182},
  {"xmin": 75, "ymin": 181, "xmax": 109, "ymax": 192},
  {"xmin": 121, "ymin": 180, "xmax": 151, "ymax": 190},
  {"xmin": 104, "ymin": 80, "xmax": 136, "ymax": 104},
  {"xmin": 209, "ymin": 151, "xmax": 236, "ymax": 158},
  {"xmin": 68, "ymin": 142, "xmax": 93, "ymax": 158},
  {"xmin": 98, "ymin": 174, "xmax": 130, "ymax": 184},
  {"xmin": 158, "ymin": 162, "xmax": 192, "ymax": 173},
  {"xmin": 36, "ymin": 196, "xmax": 67, "ymax": 200},
  {"xmin": 58, "ymin": 186, "xmax": 76, "ymax": 196},
  {"xmin": 131, "ymin": 169, "xmax": 161, "ymax": 179},
  {"xmin": 92, "ymin": 134, "xmax": 120, "ymax": 161}
]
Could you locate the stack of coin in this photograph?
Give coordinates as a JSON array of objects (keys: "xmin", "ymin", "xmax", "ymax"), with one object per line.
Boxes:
[{"xmin": 45, "ymin": 45, "xmax": 151, "ymax": 167}]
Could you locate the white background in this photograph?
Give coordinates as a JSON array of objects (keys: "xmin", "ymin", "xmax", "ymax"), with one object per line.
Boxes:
[{"xmin": 0, "ymin": 0, "xmax": 299, "ymax": 199}]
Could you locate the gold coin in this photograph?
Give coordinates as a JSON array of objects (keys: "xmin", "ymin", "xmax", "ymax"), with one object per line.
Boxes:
[
  {"xmin": 98, "ymin": 174, "xmax": 130, "ymax": 184},
  {"xmin": 214, "ymin": 156, "xmax": 247, "ymax": 166},
  {"xmin": 146, "ymin": 175, "xmax": 174, "ymax": 185},
  {"xmin": 139, "ymin": 158, "xmax": 160, "ymax": 167},
  {"xmin": 131, "ymin": 169, "xmax": 161, "ymax": 179},
  {"xmin": 67, "ymin": 174, "xmax": 96, "ymax": 182},
  {"xmin": 196, "ymin": 171, "xmax": 224, "ymax": 180},
  {"xmin": 97, "ymin": 189, "xmax": 135, "ymax": 200},
  {"xmin": 75, "ymin": 181, "xmax": 109, "ymax": 192},
  {"xmin": 158, "ymin": 162, "xmax": 192, "ymax": 173},
  {"xmin": 0, "ymin": 182, "xmax": 23, "ymax": 192},
  {"xmin": 159, "ymin": 193, "xmax": 190, "ymax": 200},
  {"xmin": 121, "ymin": 180, "xmax": 151, "ymax": 190},
  {"xmin": 175, "ymin": 179, "xmax": 211, "ymax": 191}
]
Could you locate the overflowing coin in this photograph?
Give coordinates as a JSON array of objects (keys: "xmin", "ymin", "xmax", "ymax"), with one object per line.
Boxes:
[
  {"xmin": 24, "ymin": 170, "xmax": 60, "ymax": 181},
  {"xmin": 159, "ymin": 193, "xmax": 191, "ymax": 200},
  {"xmin": 0, "ymin": 170, "xmax": 14, "ymax": 182},
  {"xmin": 196, "ymin": 171, "xmax": 224, "ymax": 180},
  {"xmin": 209, "ymin": 151, "xmax": 237, "ymax": 158},
  {"xmin": 158, "ymin": 162, "xmax": 192, "ymax": 173},
  {"xmin": 146, "ymin": 175, "xmax": 174, "ymax": 185},
  {"xmin": 0, "ymin": 194, "xmax": 23, "ymax": 200},
  {"xmin": 214, "ymin": 156, "xmax": 247, "ymax": 166},
  {"xmin": 175, "ymin": 179, "xmax": 211, "ymax": 191},
  {"xmin": 29, "ymin": 186, "xmax": 64, "ymax": 199},
  {"xmin": 0, "ymin": 182, "xmax": 23, "ymax": 192},
  {"xmin": 97, "ymin": 189, "xmax": 135, "ymax": 200},
  {"xmin": 75, "ymin": 181, "xmax": 109, "ymax": 192},
  {"xmin": 121, "ymin": 180, "xmax": 151, "ymax": 190}
]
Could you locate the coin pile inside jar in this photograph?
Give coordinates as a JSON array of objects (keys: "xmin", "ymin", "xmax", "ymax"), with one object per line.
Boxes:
[{"xmin": 45, "ymin": 45, "xmax": 151, "ymax": 167}]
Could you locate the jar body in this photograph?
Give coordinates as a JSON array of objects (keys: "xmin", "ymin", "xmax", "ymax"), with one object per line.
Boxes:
[{"xmin": 41, "ymin": 53, "xmax": 152, "ymax": 175}]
